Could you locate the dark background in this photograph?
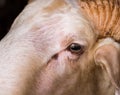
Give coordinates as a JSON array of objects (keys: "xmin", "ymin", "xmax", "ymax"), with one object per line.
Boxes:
[{"xmin": 0, "ymin": 0, "xmax": 27, "ymax": 40}]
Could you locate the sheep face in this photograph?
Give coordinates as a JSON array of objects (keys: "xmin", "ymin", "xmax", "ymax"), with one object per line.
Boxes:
[{"xmin": 0, "ymin": 0, "xmax": 119, "ymax": 95}]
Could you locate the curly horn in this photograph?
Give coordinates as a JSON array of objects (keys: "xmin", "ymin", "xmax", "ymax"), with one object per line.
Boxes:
[{"xmin": 79, "ymin": 0, "xmax": 120, "ymax": 42}]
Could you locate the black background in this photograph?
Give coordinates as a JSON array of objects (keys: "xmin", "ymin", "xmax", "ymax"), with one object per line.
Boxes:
[{"xmin": 0, "ymin": 0, "xmax": 27, "ymax": 40}]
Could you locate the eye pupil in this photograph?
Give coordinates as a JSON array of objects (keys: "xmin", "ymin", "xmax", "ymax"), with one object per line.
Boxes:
[
  {"xmin": 68, "ymin": 43, "xmax": 84, "ymax": 54},
  {"xmin": 70, "ymin": 44, "xmax": 81, "ymax": 50}
]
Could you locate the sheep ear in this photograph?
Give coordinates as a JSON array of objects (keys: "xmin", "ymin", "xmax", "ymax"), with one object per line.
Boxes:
[{"xmin": 94, "ymin": 42, "xmax": 120, "ymax": 92}]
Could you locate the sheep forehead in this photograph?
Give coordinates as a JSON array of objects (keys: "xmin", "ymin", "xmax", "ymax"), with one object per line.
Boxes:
[
  {"xmin": 34, "ymin": 11, "xmax": 95, "ymax": 44},
  {"xmin": 11, "ymin": 0, "xmax": 95, "ymax": 48}
]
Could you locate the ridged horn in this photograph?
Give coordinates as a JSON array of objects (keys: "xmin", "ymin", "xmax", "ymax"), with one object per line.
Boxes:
[{"xmin": 78, "ymin": 0, "xmax": 120, "ymax": 42}]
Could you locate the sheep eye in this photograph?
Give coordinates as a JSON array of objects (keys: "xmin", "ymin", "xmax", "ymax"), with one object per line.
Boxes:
[{"xmin": 68, "ymin": 43, "xmax": 84, "ymax": 54}]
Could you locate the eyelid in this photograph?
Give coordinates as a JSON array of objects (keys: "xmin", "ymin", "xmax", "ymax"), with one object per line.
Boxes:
[
  {"xmin": 72, "ymin": 40, "xmax": 88, "ymax": 49},
  {"xmin": 62, "ymin": 37, "xmax": 88, "ymax": 51}
]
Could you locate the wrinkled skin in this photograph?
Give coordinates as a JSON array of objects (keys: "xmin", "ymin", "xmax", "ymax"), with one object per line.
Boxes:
[{"xmin": 0, "ymin": 0, "xmax": 119, "ymax": 95}]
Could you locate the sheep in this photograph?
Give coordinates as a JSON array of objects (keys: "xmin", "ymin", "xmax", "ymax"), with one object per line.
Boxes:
[{"xmin": 0, "ymin": 0, "xmax": 119, "ymax": 95}]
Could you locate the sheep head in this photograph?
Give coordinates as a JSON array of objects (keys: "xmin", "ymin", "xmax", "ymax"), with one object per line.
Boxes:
[{"xmin": 0, "ymin": 0, "xmax": 119, "ymax": 95}]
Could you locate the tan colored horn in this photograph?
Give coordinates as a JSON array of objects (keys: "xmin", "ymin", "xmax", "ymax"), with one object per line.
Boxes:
[{"xmin": 78, "ymin": 0, "xmax": 120, "ymax": 42}]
